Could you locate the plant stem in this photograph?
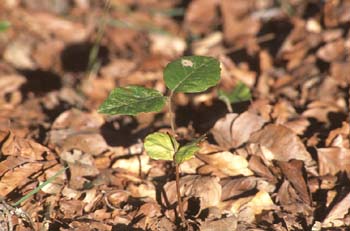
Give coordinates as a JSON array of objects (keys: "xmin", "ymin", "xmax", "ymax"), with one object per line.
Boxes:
[
  {"xmin": 175, "ymin": 162, "xmax": 187, "ymax": 228},
  {"xmin": 169, "ymin": 91, "xmax": 187, "ymax": 228},
  {"xmin": 225, "ymin": 99, "xmax": 233, "ymax": 113},
  {"xmin": 168, "ymin": 92, "xmax": 176, "ymax": 133}
]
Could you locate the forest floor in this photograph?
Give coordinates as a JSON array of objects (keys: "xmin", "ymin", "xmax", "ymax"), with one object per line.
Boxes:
[{"xmin": 1, "ymin": 0, "xmax": 350, "ymax": 230}]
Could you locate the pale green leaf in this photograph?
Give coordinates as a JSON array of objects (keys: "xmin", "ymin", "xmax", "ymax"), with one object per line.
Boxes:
[
  {"xmin": 164, "ymin": 56, "xmax": 221, "ymax": 93},
  {"xmin": 144, "ymin": 132, "xmax": 179, "ymax": 161},
  {"xmin": 175, "ymin": 143, "xmax": 200, "ymax": 164},
  {"xmin": 175, "ymin": 135, "xmax": 205, "ymax": 164},
  {"xmin": 98, "ymin": 86, "xmax": 166, "ymax": 115}
]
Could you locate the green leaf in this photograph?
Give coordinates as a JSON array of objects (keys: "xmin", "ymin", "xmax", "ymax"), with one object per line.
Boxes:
[
  {"xmin": 175, "ymin": 135, "xmax": 205, "ymax": 164},
  {"xmin": 98, "ymin": 86, "xmax": 167, "ymax": 115},
  {"xmin": 164, "ymin": 56, "xmax": 221, "ymax": 93},
  {"xmin": 144, "ymin": 132, "xmax": 179, "ymax": 161},
  {"xmin": 175, "ymin": 143, "xmax": 200, "ymax": 164},
  {"xmin": 0, "ymin": 20, "xmax": 10, "ymax": 32},
  {"xmin": 218, "ymin": 81, "xmax": 252, "ymax": 104}
]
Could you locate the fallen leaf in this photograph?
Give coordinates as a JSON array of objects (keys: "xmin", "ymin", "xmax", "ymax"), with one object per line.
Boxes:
[
  {"xmin": 212, "ymin": 112, "xmax": 266, "ymax": 149},
  {"xmin": 163, "ymin": 175, "xmax": 221, "ymax": 210},
  {"xmin": 196, "ymin": 150, "xmax": 253, "ymax": 177},
  {"xmin": 0, "ymin": 162, "xmax": 42, "ymax": 197},
  {"xmin": 276, "ymin": 160, "xmax": 311, "ymax": 205},
  {"xmin": 249, "ymin": 124, "xmax": 314, "ymax": 166},
  {"xmin": 322, "ymin": 192, "xmax": 350, "ymax": 227},
  {"xmin": 200, "ymin": 215, "xmax": 237, "ymax": 231},
  {"xmin": 317, "ymin": 147, "xmax": 350, "ymax": 176}
]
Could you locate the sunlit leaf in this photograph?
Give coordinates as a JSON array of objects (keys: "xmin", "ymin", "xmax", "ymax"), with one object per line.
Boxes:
[
  {"xmin": 98, "ymin": 86, "xmax": 166, "ymax": 115},
  {"xmin": 175, "ymin": 135, "xmax": 205, "ymax": 164},
  {"xmin": 144, "ymin": 132, "xmax": 179, "ymax": 161},
  {"xmin": 164, "ymin": 56, "xmax": 221, "ymax": 93}
]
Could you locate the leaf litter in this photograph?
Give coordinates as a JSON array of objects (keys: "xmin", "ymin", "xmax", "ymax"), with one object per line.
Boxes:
[{"xmin": 1, "ymin": 0, "xmax": 350, "ymax": 230}]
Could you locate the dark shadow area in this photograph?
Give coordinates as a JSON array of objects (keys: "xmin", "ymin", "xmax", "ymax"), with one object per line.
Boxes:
[
  {"xmin": 258, "ymin": 18, "xmax": 293, "ymax": 59},
  {"xmin": 99, "ymin": 117, "xmax": 139, "ymax": 147},
  {"xmin": 175, "ymin": 98, "xmax": 251, "ymax": 134},
  {"xmin": 19, "ymin": 69, "xmax": 62, "ymax": 96},
  {"xmin": 175, "ymin": 99, "xmax": 227, "ymax": 134},
  {"xmin": 227, "ymin": 48, "xmax": 260, "ymax": 74},
  {"xmin": 314, "ymin": 172, "xmax": 350, "ymax": 222},
  {"xmin": 316, "ymin": 58, "xmax": 330, "ymax": 73},
  {"xmin": 302, "ymin": 2, "xmax": 322, "ymax": 19},
  {"xmin": 328, "ymin": 112, "xmax": 347, "ymax": 130},
  {"xmin": 61, "ymin": 42, "xmax": 109, "ymax": 72}
]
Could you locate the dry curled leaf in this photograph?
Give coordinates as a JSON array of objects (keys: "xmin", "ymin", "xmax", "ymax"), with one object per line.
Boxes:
[
  {"xmin": 249, "ymin": 124, "xmax": 314, "ymax": 166},
  {"xmin": 212, "ymin": 112, "xmax": 266, "ymax": 149},
  {"xmin": 196, "ymin": 150, "xmax": 253, "ymax": 177},
  {"xmin": 163, "ymin": 175, "xmax": 221, "ymax": 211}
]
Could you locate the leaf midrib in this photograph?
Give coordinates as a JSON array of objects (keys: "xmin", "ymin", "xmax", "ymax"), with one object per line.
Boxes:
[
  {"xmin": 105, "ymin": 95, "xmax": 165, "ymax": 111},
  {"xmin": 172, "ymin": 60, "xmax": 210, "ymax": 92}
]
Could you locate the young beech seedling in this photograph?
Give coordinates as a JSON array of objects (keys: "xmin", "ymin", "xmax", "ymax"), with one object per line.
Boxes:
[{"xmin": 98, "ymin": 55, "xmax": 221, "ymax": 228}]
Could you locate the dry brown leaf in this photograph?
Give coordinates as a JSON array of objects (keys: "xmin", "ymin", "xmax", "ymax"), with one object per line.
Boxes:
[
  {"xmin": 211, "ymin": 112, "xmax": 266, "ymax": 149},
  {"xmin": 200, "ymin": 215, "xmax": 237, "ymax": 231},
  {"xmin": 163, "ymin": 175, "xmax": 221, "ymax": 210},
  {"xmin": 317, "ymin": 147, "xmax": 350, "ymax": 176},
  {"xmin": 276, "ymin": 160, "xmax": 311, "ymax": 205},
  {"xmin": 112, "ymin": 154, "xmax": 151, "ymax": 175},
  {"xmin": 331, "ymin": 61, "xmax": 350, "ymax": 86},
  {"xmin": 322, "ymin": 192, "xmax": 350, "ymax": 227},
  {"xmin": 31, "ymin": 12, "xmax": 88, "ymax": 43},
  {"xmin": 249, "ymin": 124, "xmax": 314, "ymax": 166},
  {"xmin": 3, "ymin": 37, "xmax": 36, "ymax": 69},
  {"xmin": 221, "ymin": 177, "xmax": 257, "ymax": 201},
  {"xmin": 196, "ymin": 150, "xmax": 253, "ymax": 177},
  {"xmin": 184, "ymin": 0, "xmax": 220, "ymax": 35},
  {"xmin": 60, "ymin": 133, "xmax": 109, "ymax": 156},
  {"xmin": 59, "ymin": 199, "xmax": 84, "ymax": 219},
  {"xmin": 1, "ymin": 131, "xmax": 51, "ymax": 160},
  {"xmin": 325, "ymin": 122, "xmax": 350, "ymax": 148},
  {"xmin": 60, "ymin": 149, "xmax": 99, "ymax": 190},
  {"xmin": 276, "ymin": 180, "xmax": 312, "ymax": 215},
  {"xmin": 49, "ymin": 108, "xmax": 105, "ymax": 149},
  {"xmin": 0, "ymin": 162, "xmax": 42, "ymax": 197},
  {"xmin": 248, "ymin": 155, "xmax": 276, "ymax": 183},
  {"xmin": 0, "ymin": 74, "xmax": 26, "ymax": 97},
  {"xmin": 317, "ymin": 39, "xmax": 345, "ymax": 62},
  {"xmin": 149, "ymin": 34, "xmax": 186, "ymax": 58},
  {"xmin": 100, "ymin": 59, "xmax": 137, "ymax": 80},
  {"xmin": 221, "ymin": 190, "xmax": 275, "ymax": 223},
  {"xmin": 220, "ymin": 0, "xmax": 260, "ymax": 44}
]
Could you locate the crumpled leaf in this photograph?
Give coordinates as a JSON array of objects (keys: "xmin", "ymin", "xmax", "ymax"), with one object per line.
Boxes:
[
  {"xmin": 276, "ymin": 160, "xmax": 311, "ymax": 205},
  {"xmin": 98, "ymin": 86, "xmax": 166, "ymax": 115},
  {"xmin": 163, "ymin": 175, "xmax": 221, "ymax": 210},
  {"xmin": 1, "ymin": 131, "xmax": 51, "ymax": 160},
  {"xmin": 212, "ymin": 112, "xmax": 266, "ymax": 149},
  {"xmin": 0, "ymin": 162, "xmax": 42, "ymax": 197},
  {"xmin": 249, "ymin": 124, "xmax": 314, "ymax": 166},
  {"xmin": 144, "ymin": 132, "xmax": 178, "ymax": 161},
  {"xmin": 196, "ymin": 150, "xmax": 253, "ymax": 176},
  {"xmin": 200, "ymin": 215, "xmax": 237, "ymax": 231},
  {"xmin": 317, "ymin": 147, "xmax": 350, "ymax": 176},
  {"xmin": 322, "ymin": 192, "xmax": 350, "ymax": 227}
]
